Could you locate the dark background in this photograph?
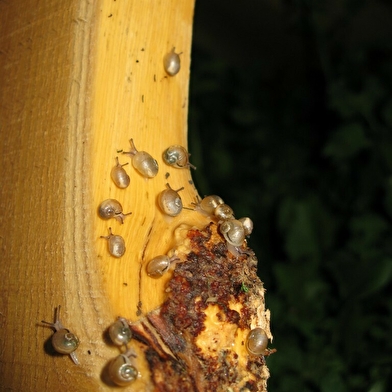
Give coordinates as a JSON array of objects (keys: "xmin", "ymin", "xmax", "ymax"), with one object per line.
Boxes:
[{"xmin": 188, "ymin": 1, "xmax": 392, "ymax": 391}]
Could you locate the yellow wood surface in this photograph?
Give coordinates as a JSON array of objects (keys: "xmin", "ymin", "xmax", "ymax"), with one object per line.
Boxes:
[{"xmin": 0, "ymin": 0, "xmax": 205, "ymax": 390}]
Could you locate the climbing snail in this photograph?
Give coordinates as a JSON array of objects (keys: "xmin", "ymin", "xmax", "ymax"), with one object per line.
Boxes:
[
  {"xmin": 111, "ymin": 157, "xmax": 130, "ymax": 189},
  {"xmin": 108, "ymin": 349, "xmax": 139, "ymax": 386},
  {"xmin": 108, "ymin": 317, "xmax": 132, "ymax": 346},
  {"xmin": 246, "ymin": 328, "xmax": 269, "ymax": 356},
  {"xmin": 146, "ymin": 254, "xmax": 179, "ymax": 278},
  {"xmin": 219, "ymin": 219, "xmax": 245, "ymax": 247},
  {"xmin": 214, "ymin": 203, "xmax": 235, "ymax": 221},
  {"xmin": 41, "ymin": 305, "xmax": 80, "ymax": 365},
  {"xmin": 163, "ymin": 47, "xmax": 181, "ymax": 76},
  {"xmin": 158, "ymin": 183, "xmax": 184, "ymax": 217},
  {"xmin": 100, "ymin": 227, "xmax": 126, "ymax": 258},
  {"xmin": 98, "ymin": 199, "xmax": 132, "ymax": 224},
  {"xmin": 123, "ymin": 138, "xmax": 159, "ymax": 178},
  {"xmin": 163, "ymin": 145, "xmax": 196, "ymax": 169}
]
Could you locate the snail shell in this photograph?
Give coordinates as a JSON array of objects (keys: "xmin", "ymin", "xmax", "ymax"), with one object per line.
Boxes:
[
  {"xmin": 98, "ymin": 199, "xmax": 132, "ymax": 224},
  {"xmin": 246, "ymin": 327, "xmax": 269, "ymax": 355},
  {"xmin": 108, "ymin": 317, "xmax": 132, "ymax": 346},
  {"xmin": 123, "ymin": 139, "xmax": 159, "ymax": 178},
  {"xmin": 108, "ymin": 353, "xmax": 138, "ymax": 386},
  {"xmin": 111, "ymin": 157, "xmax": 130, "ymax": 189},
  {"xmin": 239, "ymin": 217, "xmax": 254, "ymax": 237},
  {"xmin": 219, "ymin": 219, "xmax": 245, "ymax": 246},
  {"xmin": 158, "ymin": 183, "xmax": 184, "ymax": 217},
  {"xmin": 193, "ymin": 195, "xmax": 224, "ymax": 216},
  {"xmin": 214, "ymin": 203, "xmax": 235, "ymax": 220},
  {"xmin": 100, "ymin": 228, "xmax": 126, "ymax": 258},
  {"xmin": 163, "ymin": 47, "xmax": 181, "ymax": 76},
  {"xmin": 41, "ymin": 305, "xmax": 80, "ymax": 365},
  {"xmin": 163, "ymin": 145, "xmax": 196, "ymax": 169},
  {"xmin": 146, "ymin": 255, "xmax": 170, "ymax": 277}
]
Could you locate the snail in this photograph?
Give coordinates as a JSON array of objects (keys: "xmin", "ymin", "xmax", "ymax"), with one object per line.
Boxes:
[
  {"xmin": 146, "ymin": 254, "xmax": 179, "ymax": 278},
  {"xmin": 98, "ymin": 199, "xmax": 132, "ymax": 224},
  {"xmin": 239, "ymin": 217, "xmax": 254, "ymax": 237},
  {"xmin": 219, "ymin": 219, "xmax": 245, "ymax": 247},
  {"xmin": 41, "ymin": 305, "xmax": 80, "ymax": 365},
  {"xmin": 246, "ymin": 327, "xmax": 269, "ymax": 356},
  {"xmin": 111, "ymin": 157, "xmax": 130, "ymax": 189},
  {"xmin": 163, "ymin": 47, "xmax": 181, "ymax": 76},
  {"xmin": 123, "ymin": 138, "xmax": 158, "ymax": 178},
  {"xmin": 158, "ymin": 183, "xmax": 184, "ymax": 217},
  {"xmin": 108, "ymin": 317, "xmax": 132, "ymax": 346},
  {"xmin": 192, "ymin": 195, "xmax": 224, "ymax": 216},
  {"xmin": 108, "ymin": 349, "xmax": 139, "ymax": 386},
  {"xmin": 100, "ymin": 227, "xmax": 126, "ymax": 258},
  {"xmin": 214, "ymin": 203, "xmax": 235, "ymax": 221},
  {"xmin": 163, "ymin": 145, "xmax": 196, "ymax": 169}
]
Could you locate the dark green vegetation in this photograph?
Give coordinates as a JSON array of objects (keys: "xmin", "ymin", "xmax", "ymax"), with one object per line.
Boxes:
[{"xmin": 189, "ymin": 1, "xmax": 392, "ymax": 391}]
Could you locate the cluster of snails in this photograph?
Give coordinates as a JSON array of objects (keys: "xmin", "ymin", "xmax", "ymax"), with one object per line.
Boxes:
[
  {"xmin": 97, "ymin": 140, "xmax": 195, "ymax": 258},
  {"xmin": 106, "ymin": 318, "xmax": 139, "ymax": 386},
  {"xmin": 193, "ymin": 195, "xmax": 254, "ymax": 255}
]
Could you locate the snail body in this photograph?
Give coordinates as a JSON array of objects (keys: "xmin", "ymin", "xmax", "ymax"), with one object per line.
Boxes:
[
  {"xmin": 108, "ymin": 351, "xmax": 138, "ymax": 386},
  {"xmin": 219, "ymin": 219, "xmax": 245, "ymax": 247},
  {"xmin": 41, "ymin": 305, "xmax": 80, "ymax": 365},
  {"xmin": 98, "ymin": 199, "xmax": 132, "ymax": 224},
  {"xmin": 246, "ymin": 327, "xmax": 269, "ymax": 356},
  {"xmin": 158, "ymin": 183, "xmax": 184, "ymax": 217},
  {"xmin": 163, "ymin": 47, "xmax": 181, "ymax": 76},
  {"xmin": 146, "ymin": 254, "xmax": 178, "ymax": 278},
  {"xmin": 163, "ymin": 145, "xmax": 196, "ymax": 169},
  {"xmin": 108, "ymin": 317, "xmax": 132, "ymax": 346},
  {"xmin": 111, "ymin": 157, "xmax": 130, "ymax": 189},
  {"xmin": 100, "ymin": 228, "xmax": 126, "ymax": 258},
  {"xmin": 123, "ymin": 139, "xmax": 158, "ymax": 178}
]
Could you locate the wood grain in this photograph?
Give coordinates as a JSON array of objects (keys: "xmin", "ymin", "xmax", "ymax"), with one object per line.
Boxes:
[{"xmin": 0, "ymin": 0, "xmax": 199, "ymax": 390}]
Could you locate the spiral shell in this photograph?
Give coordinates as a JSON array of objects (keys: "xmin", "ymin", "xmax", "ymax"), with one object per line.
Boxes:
[
  {"xmin": 246, "ymin": 328, "xmax": 269, "ymax": 355},
  {"xmin": 214, "ymin": 203, "xmax": 235, "ymax": 220},
  {"xmin": 239, "ymin": 217, "xmax": 254, "ymax": 237},
  {"xmin": 41, "ymin": 305, "xmax": 80, "ymax": 365},
  {"xmin": 108, "ymin": 317, "xmax": 132, "ymax": 346},
  {"xmin": 100, "ymin": 227, "xmax": 126, "ymax": 258},
  {"xmin": 163, "ymin": 145, "xmax": 196, "ymax": 169},
  {"xmin": 163, "ymin": 47, "xmax": 181, "ymax": 76},
  {"xmin": 123, "ymin": 139, "xmax": 158, "ymax": 178},
  {"xmin": 108, "ymin": 353, "xmax": 138, "ymax": 386},
  {"xmin": 111, "ymin": 157, "xmax": 130, "ymax": 189},
  {"xmin": 146, "ymin": 255, "xmax": 171, "ymax": 278},
  {"xmin": 219, "ymin": 219, "xmax": 245, "ymax": 246},
  {"xmin": 98, "ymin": 199, "xmax": 132, "ymax": 224},
  {"xmin": 158, "ymin": 184, "xmax": 184, "ymax": 217}
]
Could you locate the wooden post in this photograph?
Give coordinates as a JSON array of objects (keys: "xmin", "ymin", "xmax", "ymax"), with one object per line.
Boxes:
[{"xmin": 0, "ymin": 0, "xmax": 198, "ymax": 389}]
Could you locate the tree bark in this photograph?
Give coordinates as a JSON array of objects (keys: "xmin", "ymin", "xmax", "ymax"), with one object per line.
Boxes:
[{"xmin": 0, "ymin": 0, "xmax": 198, "ymax": 390}]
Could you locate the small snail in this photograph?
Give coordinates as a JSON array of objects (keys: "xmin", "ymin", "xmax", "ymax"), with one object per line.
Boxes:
[
  {"xmin": 219, "ymin": 219, "xmax": 245, "ymax": 247},
  {"xmin": 158, "ymin": 183, "xmax": 184, "ymax": 217},
  {"xmin": 123, "ymin": 139, "xmax": 159, "ymax": 178},
  {"xmin": 146, "ymin": 254, "xmax": 179, "ymax": 278},
  {"xmin": 163, "ymin": 145, "xmax": 196, "ymax": 169},
  {"xmin": 246, "ymin": 327, "xmax": 269, "ymax": 356},
  {"xmin": 214, "ymin": 203, "xmax": 235, "ymax": 221},
  {"xmin": 163, "ymin": 47, "xmax": 181, "ymax": 76},
  {"xmin": 192, "ymin": 195, "xmax": 224, "ymax": 216},
  {"xmin": 100, "ymin": 227, "xmax": 126, "ymax": 258},
  {"xmin": 98, "ymin": 199, "xmax": 132, "ymax": 224},
  {"xmin": 111, "ymin": 157, "xmax": 130, "ymax": 189},
  {"xmin": 41, "ymin": 305, "xmax": 80, "ymax": 365},
  {"xmin": 108, "ymin": 317, "xmax": 132, "ymax": 346},
  {"xmin": 108, "ymin": 349, "xmax": 139, "ymax": 386},
  {"xmin": 239, "ymin": 217, "xmax": 254, "ymax": 237}
]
